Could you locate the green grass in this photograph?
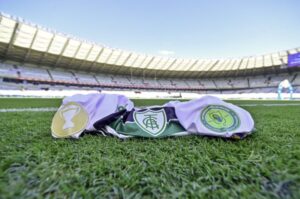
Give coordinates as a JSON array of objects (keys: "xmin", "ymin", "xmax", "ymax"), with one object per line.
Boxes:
[
  {"xmin": 0, "ymin": 98, "xmax": 62, "ymax": 108},
  {"xmin": 0, "ymin": 97, "xmax": 299, "ymax": 108},
  {"xmin": 0, "ymin": 98, "xmax": 299, "ymax": 198}
]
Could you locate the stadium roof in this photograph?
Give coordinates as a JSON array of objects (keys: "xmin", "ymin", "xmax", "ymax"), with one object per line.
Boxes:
[{"xmin": 0, "ymin": 13, "xmax": 299, "ymax": 78}]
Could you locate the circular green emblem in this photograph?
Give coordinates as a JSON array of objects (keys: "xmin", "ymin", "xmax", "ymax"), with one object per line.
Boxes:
[{"xmin": 200, "ymin": 105, "xmax": 240, "ymax": 133}]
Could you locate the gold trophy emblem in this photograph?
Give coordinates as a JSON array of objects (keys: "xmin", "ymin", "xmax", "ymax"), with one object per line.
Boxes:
[
  {"xmin": 51, "ymin": 102, "xmax": 89, "ymax": 138},
  {"xmin": 60, "ymin": 105, "xmax": 80, "ymax": 130}
]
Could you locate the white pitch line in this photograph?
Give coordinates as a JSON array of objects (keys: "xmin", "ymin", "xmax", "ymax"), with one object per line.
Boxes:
[
  {"xmin": 1, "ymin": 103, "xmax": 300, "ymax": 113},
  {"xmin": 0, "ymin": 107, "xmax": 58, "ymax": 112},
  {"xmin": 240, "ymin": 103, "xmax": 300, "ymax": 107}
]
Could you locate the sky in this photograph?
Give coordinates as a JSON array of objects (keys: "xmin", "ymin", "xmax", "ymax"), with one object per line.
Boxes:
[{"xmin": 0, "ymin": 0, "xmax": 299, "ymax": 59}]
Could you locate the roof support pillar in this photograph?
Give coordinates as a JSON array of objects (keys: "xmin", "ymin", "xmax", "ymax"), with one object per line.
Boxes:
[
  {"xmin": 54, "ymin": 38, "xmax": 70, "ymax": 68},
  {"xmin": 22, "ymin": 29, "xmax": 39, "ymax": 63},
  {"xmin": 4, "ymin": 22, "xmax": 19, "ymax": 58}
]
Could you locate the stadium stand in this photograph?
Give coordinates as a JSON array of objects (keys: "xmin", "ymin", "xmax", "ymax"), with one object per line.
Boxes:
[
  {"xmin": 0, "ymin": 13, "xmax": 299, "ymax": 97},
  {"xmin": 18, "ymin": 65, "xmax": 52, "ymax": 81},
  {"xmin": 74, "ymin": 73, "xmax": 98, "ymax": 85},
  {"xmin": 50, "ymin": 69, "xmax": 77, "ymax": 83},
  {"xmin": 1, "ymin": 62, "xmax": 299, "ymax": 93},
  {"xmin": 0, "ymin": 62, "xmax": 18, "ymax": 78}
]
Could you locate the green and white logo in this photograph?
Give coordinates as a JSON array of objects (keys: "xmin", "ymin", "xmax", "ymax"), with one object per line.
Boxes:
[
  {"xmin": 134, "ymin": 109, "xmax": 167, "ymax": 136},
  {"xmin": 200, "ymin": 105, "xmax": 240, "ymax": 133}
]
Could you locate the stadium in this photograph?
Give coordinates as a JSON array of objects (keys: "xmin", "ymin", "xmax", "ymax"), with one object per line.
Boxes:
[
  {"xmin": 0, "ymin": 1, "xmax": 300, "ymax": 198},
  {"xmin": 1, "ymin": 13, "xmax": 300, "ymax": 99}
]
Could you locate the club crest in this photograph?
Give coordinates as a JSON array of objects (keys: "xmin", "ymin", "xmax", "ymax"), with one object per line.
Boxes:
[
  {"xmin": 134, "ymin": 109, "xmax": 167, "ymax": 136},
  {"xmin": 200, "ymin": 105, "xmax": 240, "ymax": 133}
]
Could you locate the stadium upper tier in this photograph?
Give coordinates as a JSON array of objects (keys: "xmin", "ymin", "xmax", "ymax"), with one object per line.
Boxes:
[{"xmin": 0, "ymin": 13, "xmax": 299, "ymax": 78}]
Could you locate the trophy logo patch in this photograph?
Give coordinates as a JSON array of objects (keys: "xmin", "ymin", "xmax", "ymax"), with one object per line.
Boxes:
[{"xmin": 51, "ymin": 102, "xmax": 88, "ymax": 138}]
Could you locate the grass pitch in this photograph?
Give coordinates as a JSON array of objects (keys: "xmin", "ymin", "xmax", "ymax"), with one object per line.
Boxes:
[{"xmin": 0, "ymin": 98, "xmax": 299, "ymax": 198}]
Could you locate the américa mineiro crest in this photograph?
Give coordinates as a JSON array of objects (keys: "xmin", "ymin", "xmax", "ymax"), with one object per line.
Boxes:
[{"xmin": 134, "ymin": 109, "xmax": 167, "ymax": 136}]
